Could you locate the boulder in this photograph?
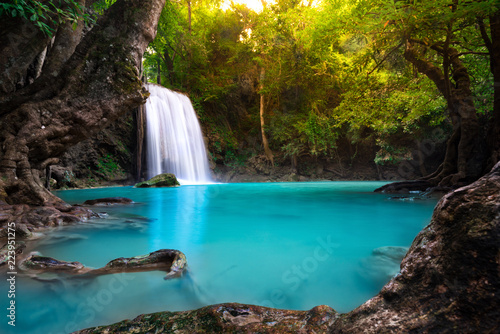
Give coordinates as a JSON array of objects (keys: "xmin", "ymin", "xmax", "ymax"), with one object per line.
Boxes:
[
  {"xmin": 74, "ymin": 303, "xmax": 337, "ymax": 333},
  {"xmin": 135, "ymin": 173, "xmax": 180, "ymax": 188},
  {"xmin": 83, "ymin": 197, "xmax": 134, "ymax": 206}
]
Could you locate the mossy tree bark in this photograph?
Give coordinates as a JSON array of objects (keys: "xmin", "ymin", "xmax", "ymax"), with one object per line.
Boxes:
[{"xmin": 0, "ymin": 0, "xmax": 166, "ymax": 205}]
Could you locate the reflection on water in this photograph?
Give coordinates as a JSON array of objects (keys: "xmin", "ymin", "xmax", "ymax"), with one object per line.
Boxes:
[
  {"xmin": 148, "ymin": 186, "xmax": 209, "ymax": 253},
  {"xmin": 0, "ymin": 182, "xmax": 439, "ymax": 334}
]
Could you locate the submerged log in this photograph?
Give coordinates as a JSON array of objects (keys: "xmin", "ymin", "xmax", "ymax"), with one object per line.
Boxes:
[
  {"xmin": 17, "ymin": 249, "xmax": 187, "ymax": 280},
  {"xmin": 75, "ymin": 162, "xmax": 500, "ymax": 333}
]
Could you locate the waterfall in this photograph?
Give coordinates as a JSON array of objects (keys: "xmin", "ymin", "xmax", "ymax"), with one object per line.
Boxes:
[{"xmin": 144, "ymin": 84, "xmax": 212, "ymax": 184}]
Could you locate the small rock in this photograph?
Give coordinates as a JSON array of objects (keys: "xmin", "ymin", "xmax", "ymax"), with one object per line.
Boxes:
[{"xmin": 83, "ymin": 197, "xmax": 134, "ymax": 205}]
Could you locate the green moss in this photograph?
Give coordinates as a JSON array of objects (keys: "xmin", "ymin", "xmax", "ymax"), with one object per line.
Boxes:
[{"xmin": 96, "ymin": 154, "xmax": 125, "ymax": 180}]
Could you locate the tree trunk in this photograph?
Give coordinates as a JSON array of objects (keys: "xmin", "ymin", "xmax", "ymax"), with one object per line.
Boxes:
[
  {"xmin": 480, "ymin": 11, "xmax": 500, "ymax": 172},
  {"xmin": 157, "ymin": 58, "xmax": 162, "ymax": 84},
  {"xmin": 376, "ymin": 40, "xmax": 482, "ymax": 192},
  {"xmin": 259, "ymin": 68, "xmax": 274, "ymax": 166},
  {"xmin": 0, "ymin": 0, "xmax": 166, "ymax": 205},
  {"xmin": 163, "ymin": 48, "xmax": 175, "ymax": 85}
]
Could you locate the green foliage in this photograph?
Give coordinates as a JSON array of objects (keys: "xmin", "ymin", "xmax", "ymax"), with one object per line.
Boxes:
[
  {"xmin": 96, "ymin": 154, "xmax": 124, "ymax": 179},
  {"xmin": 0, "ymin": 0, "xmax": 92, "ymax": 36},
  {"xmin": 374, "ymin": 141, "xmax": 411, "ymax": 166},
  {"xmin": 143, "ymin": 0, "xmax": 497, "ymax": 167},
  {"xmin": 92, "ymin": 0, "xmax": 116, "ymax": 15}
]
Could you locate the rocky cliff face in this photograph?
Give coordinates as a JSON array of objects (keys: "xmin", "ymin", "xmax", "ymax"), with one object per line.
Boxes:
[
  {"xmin": 51, "ymin": 109, "xmax": 138, "ymax": 189},
  {"xmin": 75, "ymin": 162, "xmax": 499, "ymax": 333}
]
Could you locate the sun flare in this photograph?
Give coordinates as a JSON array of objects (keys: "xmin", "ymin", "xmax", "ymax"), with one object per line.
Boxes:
[{"xmin": 222, "ymin": 0, "xmax": 272, "ymax": 12}]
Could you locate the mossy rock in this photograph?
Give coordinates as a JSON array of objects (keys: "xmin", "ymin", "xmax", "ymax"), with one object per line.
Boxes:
[{"xmin": 135, "ymin": 173, "xmax": 180, "ymax": 188}]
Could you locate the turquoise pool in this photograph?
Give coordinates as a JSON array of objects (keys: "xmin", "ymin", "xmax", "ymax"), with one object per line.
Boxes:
[{"xmin": 1, "ymin": 182, "xmax": 439, "ymax": 334}]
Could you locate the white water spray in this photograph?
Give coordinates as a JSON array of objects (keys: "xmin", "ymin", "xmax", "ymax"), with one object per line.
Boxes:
[{"xmin": 144, "ymin": 84, "xmax": 212, "ymax": 184}]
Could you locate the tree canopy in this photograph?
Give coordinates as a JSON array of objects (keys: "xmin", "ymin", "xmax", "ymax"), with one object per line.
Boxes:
[
  {"xmin": 1, "ymin": 0, "xmax": 498, "ymax": 194},
  {"xmin": 143, "ymin": 0, "xmax": 498, "ymax": 185}
]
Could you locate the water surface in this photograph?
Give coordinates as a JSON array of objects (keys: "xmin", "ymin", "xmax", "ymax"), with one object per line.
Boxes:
[{"xmin": 1, "ymin": 182, "xmax": 438, "ymax": 334}]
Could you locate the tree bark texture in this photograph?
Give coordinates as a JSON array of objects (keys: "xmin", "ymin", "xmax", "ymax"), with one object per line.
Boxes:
[{"xmin": 0, "ymin": 0, "xmax": 166, "ymax": 205}]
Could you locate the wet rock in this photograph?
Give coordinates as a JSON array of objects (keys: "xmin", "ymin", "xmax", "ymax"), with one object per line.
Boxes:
[
  {"xmin": 0, "ymin": 241, "xmax": 26, "ymax": 266},
  {"xmin": 83, "ymin": 197, "xmax": 134, "ymax": 206},
  {"xmin": 0, "ymin": 203, "xmax": 94, "ymax": 235},
  {"xmin": 134, "ymin": 173, "xmax": 180, "ymax": 187},
  {"xmin": 375, "ymin": 180, "xmax": 434, "ymax": 193},
  {"xmin": 0, "ymin": 223, "xmax": 32, "ymax": 239},
  {"xmin": 19, "ymin": 253, "xmax": 85, "ymax": 273},
  {"xmin": 74, "ymin": 303, "xmax": 338, "ymax": 334}
]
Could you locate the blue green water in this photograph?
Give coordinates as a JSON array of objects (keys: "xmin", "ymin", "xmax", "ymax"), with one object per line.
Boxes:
[{"xmin": 1, "ymin": 182, "xmax": 438, "ymax": 334}]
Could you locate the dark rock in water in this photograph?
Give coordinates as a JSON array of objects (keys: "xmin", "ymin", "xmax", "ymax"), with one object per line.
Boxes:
[
  {"xmin": 0, "ymin": 241, "xmax": 26, "ymax": 266},
  {"xmin": 83, "ymin": 197, "xmax": 134, "ymax": 206},
  {"xmin": 74, "ymin": 303, "xmax": 338, "ymax": 333},
  {"xmin": 75, "ymin": 162, "xmax": 500, "ymax": 334},
  {"xmin": 20, "ymin": 254, "xmax": 85, "ymax": 273},
  {"xmin": 135, "ymin": 173, "xmax": 180, "ymax": 188},
  {"xmin": 375, "ymin": 180, "xmax": 434, "ymax": 193}
]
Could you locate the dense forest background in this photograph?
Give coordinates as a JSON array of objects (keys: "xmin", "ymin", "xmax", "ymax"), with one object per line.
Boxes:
[{"xmin": 1, "ymin": 0, "xmax": 498, "ymax": 191}]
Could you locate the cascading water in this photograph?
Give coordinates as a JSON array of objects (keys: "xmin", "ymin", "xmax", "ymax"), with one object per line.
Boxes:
[{"xmin": 144, "ymin": 83, "xmax": 212, "ymax": 184}]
